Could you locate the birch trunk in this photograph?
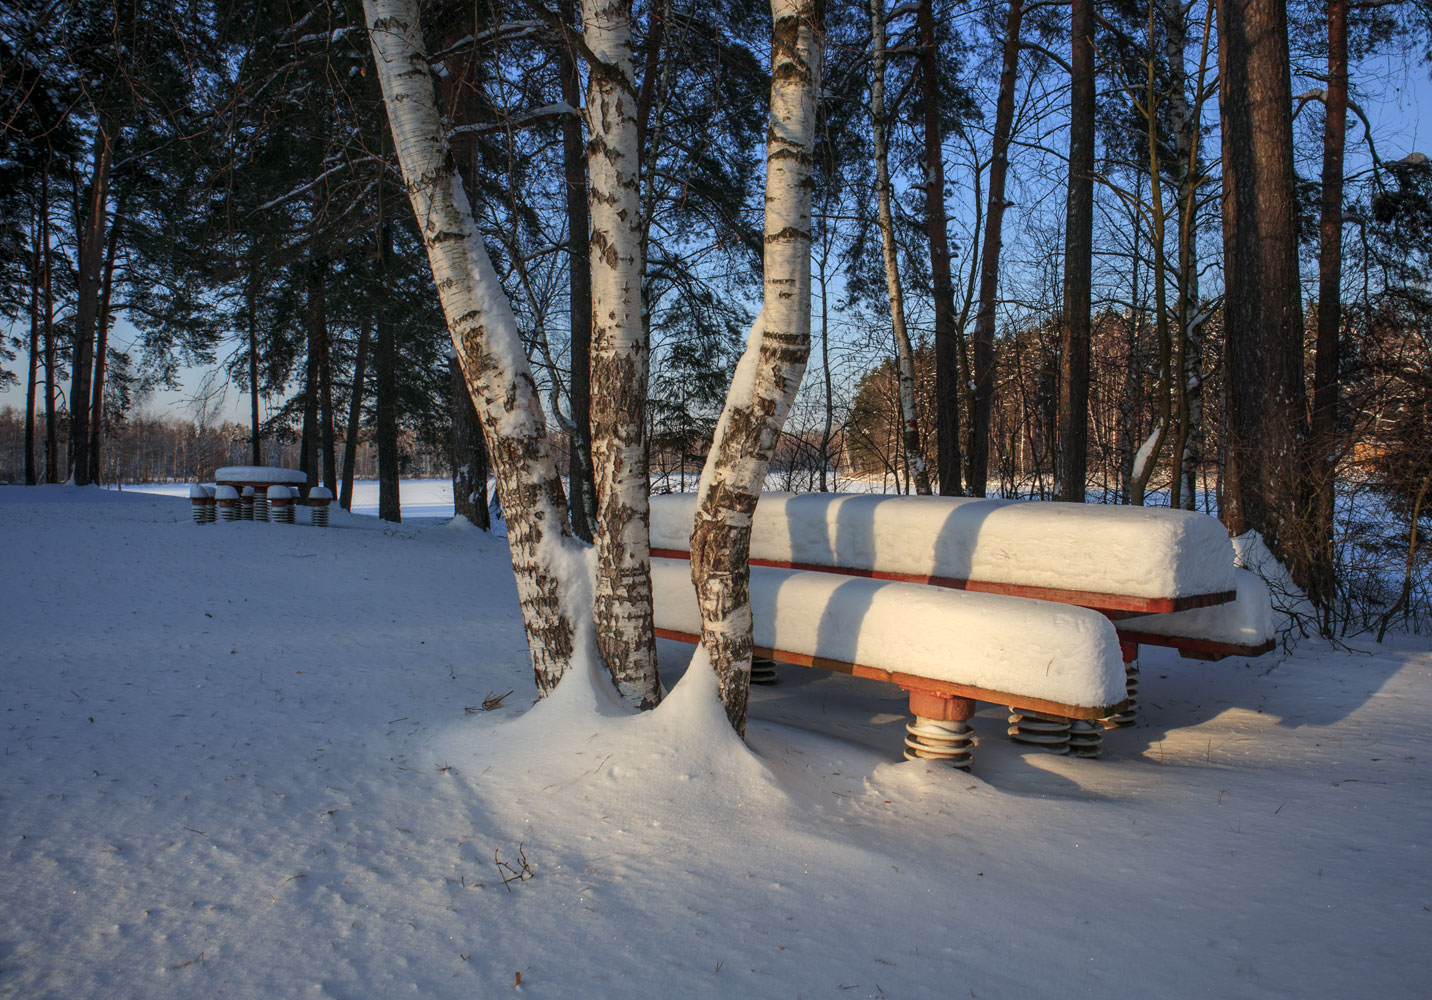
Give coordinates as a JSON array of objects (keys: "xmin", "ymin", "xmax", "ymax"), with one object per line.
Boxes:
[
  {"xmin": 365, "ymin": 0, "xmax": 580, "ymax": 693},
  {"xmin": 25, "ymin": 213, "xmax": 39, "ymax": 485},
  {"xmin": 690, "ymin": 0, "xmax": 823, "ymax": 736},
  {"xmin": 869, "ymin": 0, "xmax": 931, "ymax": 496},
  {"xmin": 583, "ymin": 0, "xmax": 661, "ymax": 709},
  {"xmin": 88, "ymin": 202, "xmax": 122, "ymax": 485},
  {"xmin": 340, "ymin": 316, "xmax": 370, "ymax": 511},
  {"xmin": 42, "ymin": 161, "xmax": 58, "ymax": 484}
]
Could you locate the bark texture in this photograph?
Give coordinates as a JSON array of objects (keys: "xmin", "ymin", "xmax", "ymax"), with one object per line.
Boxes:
[
  {"xmin": 68, "ymin": 128, "xmax": 111, "ymax": 486},
  {"xmin": 1310, "ymin": 0, "xmax": 1347, "ymax": 612},
  {"xmin": 560, "ymin": 0, "xmax": 596, "ymax": 542},
  {"xmin": 690, "ymin": 0, "xmax": 823, "ymax": 736},
  {"xmin": 340, "ymin": 316, "xmax": 370, "ymax": 511},
  {"xmin": 584, "ymin": 0, "xmax": 661, "ymax": 709},
  {"xmin": 969, "ymin": 0, "xmax": 1023, "ymax": 498},
  {"xmin": 919, "ymin": 0, "xmax": 961, "ymax": 496},
  {"xmin": 450, "ymin": 350, "xmax": 491, "ymax": 530},
  {"xmin": 1216, "ymin": 0, "xmax": 1309, "ymax": 582},
  {"xmin": 869, "ymin": 0, "xmax": 930, "ymax": 495},
  {"xmin": 365, "ymin": 0, "xmax": 577, "ymax": 692},
  {"xmin": 1055, "ymin": 0, "xmax": 1094, "ymax": 503}
]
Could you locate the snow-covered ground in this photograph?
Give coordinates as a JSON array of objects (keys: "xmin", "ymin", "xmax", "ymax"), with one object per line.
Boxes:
[{"xmin": 3, "ymin": 486, "xmax": 1429, "ymax": 998}]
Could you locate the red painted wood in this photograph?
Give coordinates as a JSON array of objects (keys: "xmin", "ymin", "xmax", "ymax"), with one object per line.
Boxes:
[
  {"xmin": 651, "ymin": 627, "xmax": 1120, "ymax": 720},
  {"xmin": 649, "ymin": 547, "xmax": 1234, "ymax": 616},
  {"xmin": 1116, "ymin": 630, "xmax": 1276, "ymax": 660}
]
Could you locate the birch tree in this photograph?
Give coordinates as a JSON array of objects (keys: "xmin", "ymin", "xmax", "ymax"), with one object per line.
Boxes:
[
  {"xmin": 689, "ymin": 0, "xmax": 824, "ymax": 735},
  {"xmin": 365, "ymin": 0, "xmax": 583, "ymax": 692},
  {"xmin": 583, "ymin": 0, "xmax": 661, "ymax": 709}
]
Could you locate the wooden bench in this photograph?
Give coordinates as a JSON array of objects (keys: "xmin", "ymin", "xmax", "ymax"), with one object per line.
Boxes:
[
  {"xmin": 650, "ymin": 558, "xmax": 1128, "ymax": 770},
  {"xmin": 650, "ymin": 492, "xmax": 1273, "ymax": 759}
]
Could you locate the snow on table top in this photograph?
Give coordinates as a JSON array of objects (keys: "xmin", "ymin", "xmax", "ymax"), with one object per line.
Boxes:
[
  {"xmin": 650, "ymin": 558, "xmax": 1126, "ymax": 710},
  {"xmin": 215, "ymin": 465, "xmax": 307, "ymax": 484},
  {"xmin": 1121, "ymin": 568, "xmax": 1275, "ymax": 647},
  {"xmin": 650, "ymin": 492, "xmax": 1236, "ymax": 599}
]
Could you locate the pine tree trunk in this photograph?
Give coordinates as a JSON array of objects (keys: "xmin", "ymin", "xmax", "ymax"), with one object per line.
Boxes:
[
  {"xmin": 918, "ymin": 0, "xmax": 962, "ymax": 496},
  {"xmin": 25, "ymin": 213, "xmax": 40, "ymax": 486},
  {"xmin": 869, "ymin": 0, "xmax": 930, "ymax": 496},
  {"xmin": 69, "ymin": 128, "xmax": 111, "ymax": 486},
  {"xmin": 1310, "ymin": 0, "xmax": 1347, "ymax": 614},
  {"xmin": 88, "ymin": 200, "xmax": 123, "ymax": 485},
  {"xmin": 247, "ymin": 258, "xmax": 263, "ymax": 465},
  {"xmin": 560, "ymin": 0, "xmax": 596, "ymax": 542},
  {"xmin": 375, "ymin": 223, "xmax": 401, "ymax": 525},
  {"xmin": 318, "ymin": 277, "xmax": 337, "ymax": 495},
  {"xmin": 340, "ymin": 316, "xmax": 370, "ymax": 511},
  {"xmin": 583, "ymin": 0, "xmax": 661, "ymax": 708},
  {"xmin": 691, "ymin": 0, "xmax": 823, "ymax": 736},
  {"xmin": 301, "ymin": 253, "xmax": 321, "ymax": 497},
  {"xmin": 365, "ymin": 0, "xmax": 578, "ymax": 692},
  {"xmin": 1216, "ymin": 0, "xmax": 1309, "ymax": 583},
  {"xmin": 42, "ymin": 161, "xmax": 58, "ymax": 485},
  {"xmin": 1055, "ymin": 0, "xmax": 1094, "ymax": 503},
  {"xmin": 969, "ymin": 0, "xmax": 1023, "ymax": 498},
  {"xmin": 450, "ymin": 350, "xmax": 490, "ymax": 529}
]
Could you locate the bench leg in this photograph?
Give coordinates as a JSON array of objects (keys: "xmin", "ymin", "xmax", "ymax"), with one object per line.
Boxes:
[
  {"xmin": 1101, "ymin": 640, "xmax": 1140, "ymax": 728},
  {"xmin": 903, "ymin": 691, "xmax": 976, "ymax": 771},
  {"xmin": 750, "ymin": 656, "xmax": 779, "ymax": 685},
  {"xmin": 1006, "ymin": 708, "xmax": 1071, "ymax": 753}
]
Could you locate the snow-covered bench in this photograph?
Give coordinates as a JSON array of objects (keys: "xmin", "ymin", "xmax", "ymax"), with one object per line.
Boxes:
[
  {"xmin": 649, "ymin": 492, "xmax": 1273, "ymax": 739},
  {"xmin": 649, "ymin": 558, "xmax": 1127, "ymax": 770}
]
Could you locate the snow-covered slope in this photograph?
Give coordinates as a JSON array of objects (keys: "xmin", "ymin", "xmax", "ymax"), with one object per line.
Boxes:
[{"xmin": 2, "ymin": 486, "xmax": 1428, "ymax": 999}]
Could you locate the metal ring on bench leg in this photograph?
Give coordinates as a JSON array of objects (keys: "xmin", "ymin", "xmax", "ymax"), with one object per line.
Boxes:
[
  {"xmin": 1066, "ymin": 719, "xmax": 1103, "ymax": 758},
  {"xmin": 1007, "ymin": 709, "xmax": 1071, "ymax": 753},
  {"xmin": 904, "ymin": 718, "xmax": 974, "ymax": 770},
  {"xmin": 750, "ymin": 656, "xmax": 779, "ymax": 685},
  {"xmin": 1102, "ymin": 656, "xmax": 1140, "ymax": 729}
]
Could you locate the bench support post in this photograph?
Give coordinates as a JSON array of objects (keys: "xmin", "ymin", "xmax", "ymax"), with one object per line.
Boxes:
[
  {"xmin": 750, "ymin": 656, "xmax": 778, "ymax": 685},
  {"xmin": 1101, "ymin": 639, "xmax": 1140, "ymax": 728},
  {"xmin": 903, "ymin": 690, "xmax": 976, "ymax": 771}
]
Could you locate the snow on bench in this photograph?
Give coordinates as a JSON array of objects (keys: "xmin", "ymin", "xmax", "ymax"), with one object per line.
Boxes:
[
  {"xmin": 650, "ymin": 492, "xmax": 1274, "ymax": 733},
  {"xmin": 650, "ymin": 558, "xmax": 1128, "ymax": 770},
  {"xmin": 1117, "ymin": 568, "xmax": 1275, "ymax": 659},
  {"xmin": 651, "ymin": 491, "xmax": 1237, "ymax": 615}
]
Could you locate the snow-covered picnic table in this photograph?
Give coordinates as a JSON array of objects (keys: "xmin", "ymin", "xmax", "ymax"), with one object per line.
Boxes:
[
  {"xmin": 214, "ymin": 466, "xmax": 307, "ymax": 493},
  {"xmin": 648, "ymin": 492, "xmax": 1275, "ymax": 769}
]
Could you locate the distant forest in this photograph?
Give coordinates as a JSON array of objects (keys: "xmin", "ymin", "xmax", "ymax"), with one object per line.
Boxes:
[{"xmin": 2, "ymin": 1, "xmax": 1430, "ymax": 637}]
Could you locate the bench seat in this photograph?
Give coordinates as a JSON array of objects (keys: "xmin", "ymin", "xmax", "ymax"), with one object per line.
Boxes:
[{"xmin": 651, "ymin": 558, "xmax": 1127, "ymax": 768}]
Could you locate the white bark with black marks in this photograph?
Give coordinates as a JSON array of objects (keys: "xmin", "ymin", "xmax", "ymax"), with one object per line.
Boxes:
[
  {"xmin": 690, "ymin": 0, "xmax": 823, "ymax": 736},
  {"xmin": 364, "ymin": 0, "xmax": 583, "ymax": 694},
  {"xmin": 583, "ymin": 0, "xmax": 661, "ymax": 709}
]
